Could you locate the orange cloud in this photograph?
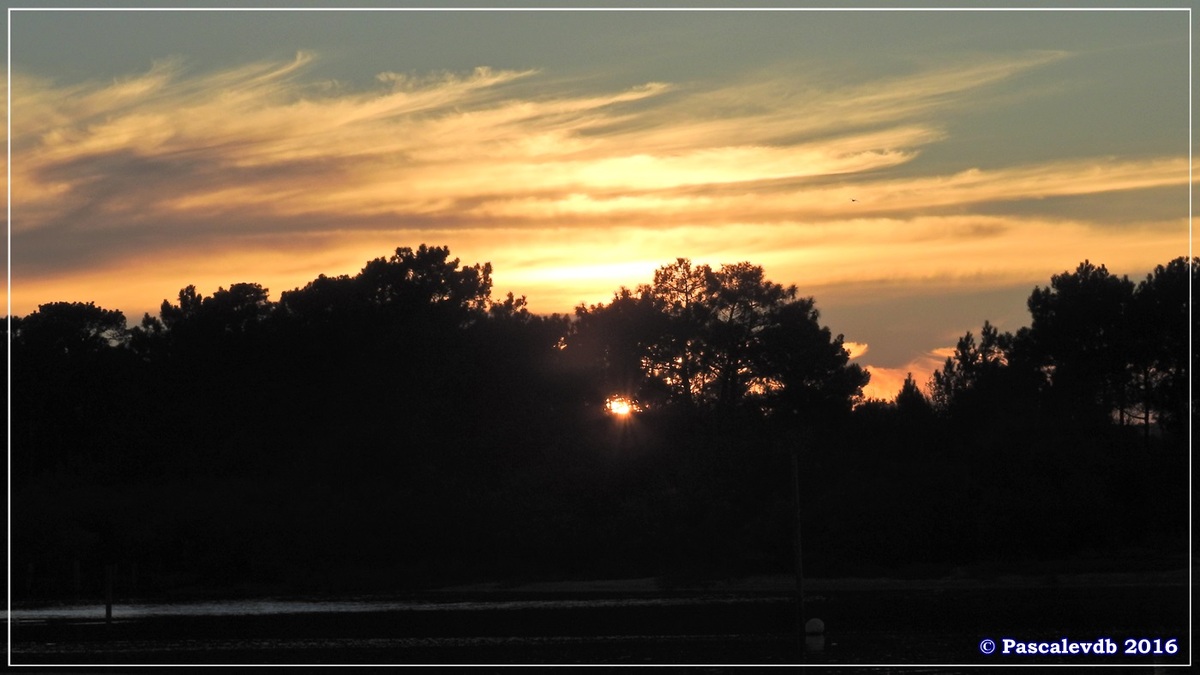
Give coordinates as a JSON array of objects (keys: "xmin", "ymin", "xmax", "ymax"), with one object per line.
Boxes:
[
  {"xmin": 843, "ymin": 341, "xmax": 869, "ymax": 360},
  {"xmin": 7, "ymin": 49, "xmax": 1188, "ymax": 353},
  {"xmin": 860, "ymin": 349, "xmax": 952, "ymax": 401}
]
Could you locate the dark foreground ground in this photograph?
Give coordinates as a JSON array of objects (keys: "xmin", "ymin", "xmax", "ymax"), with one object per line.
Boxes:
[{"xmin": 9, "ymin": 573, "xmax": 1192, "ymax": 667}]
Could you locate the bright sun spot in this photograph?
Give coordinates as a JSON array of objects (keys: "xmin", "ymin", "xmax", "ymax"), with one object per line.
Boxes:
[{"xmin": 605, "ymin": 396, "xmax": 636, "ymax": 416}]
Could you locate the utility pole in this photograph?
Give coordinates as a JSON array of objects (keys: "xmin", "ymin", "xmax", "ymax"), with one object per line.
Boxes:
[
  {"xmin": 105, "ymin": 564, "xmax": 115, "ymax": 625},
  {"xmin": 790, "ymin": 448, "xmax": 805, "ymax": 639}
]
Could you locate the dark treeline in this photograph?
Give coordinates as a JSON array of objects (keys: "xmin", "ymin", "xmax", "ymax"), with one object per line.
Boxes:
[{"xmin": 8, "ymin": 246, "xmax": 1192, "ymax": 599}]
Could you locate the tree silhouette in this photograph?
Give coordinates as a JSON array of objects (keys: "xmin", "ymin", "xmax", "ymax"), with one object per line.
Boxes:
[
  {"xmin": 644, "ymin": 258, "xmax": 715, "ymax": 405},
  {"xmin": 358, "ymin": 244, "xmax": 493, "ymax": 322},
  {"xmin": 753, "ymin": 296, "xmax": 868, "ymax": 422},
  {"xmin": 930, "ymin": 257, "xmax": 1196, "ymax": 440},
  {"xmin": 570, "ymin": 287, "xmax": 668, "ymax": 405},
  {"xmin": 11, "ymin": 302, "xmax": 135, "ymax": 482},
  {"xmin": 1126, "ymin": 256, "xmax": 1197, "ymax": 434},
  {"xmin": 8, "ymin": 248, "xmax": 1190, "ymax": 602},
  {"xmin": 570, "ymin": 258, "xmax": 867, "ymax": 418},
  {"xmin": 706, "ymin": 262, "xmax": 798, "ymax": 410},
  {"xmin": 14, "ymin": 301, "xmax": 128, "ymax": 356},
  {"xmin": 1026, "ymin": 260, "xmax": 1135, "ymax": 425},
  {"xmin": 895, "ymin": 372, "xmax": 932, "ymax": 419},
  {"xmin": 929, "ymin": 320, "xmax": 1011, "ymax": 413},
  {"xmin": 277, "ymin": 274, "xmax": 358, "ymax": 324}
]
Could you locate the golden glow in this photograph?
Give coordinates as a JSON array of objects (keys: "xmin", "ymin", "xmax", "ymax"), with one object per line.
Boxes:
[
  {"xmin": 843, "ymin": 341, "xmax": 869, "ymax": 360},
  {"xmin": 862, "ymin": 362, "xmax": 933, "ymax": 402},
  {"xmin": 10, "ymin": 214, "xmax": 1186, "ymax": 329},
  {"xmin": 605, "ymin": 396, "xmax": 638, "ymax": 416},
  {"xmin": 7, "ymin": 51, "xmax": 1188, "ymax": 383}
]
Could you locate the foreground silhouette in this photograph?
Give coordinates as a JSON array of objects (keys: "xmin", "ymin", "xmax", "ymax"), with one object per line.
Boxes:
[{"xmin": 8, "ymin": 247, "xmax": 1191, "ymax": 600}]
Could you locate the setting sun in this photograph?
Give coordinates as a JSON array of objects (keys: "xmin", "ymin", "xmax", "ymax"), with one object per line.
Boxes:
[{"xmin": 605, "ymin": 396, "xmax": 637, "ymax": 417}]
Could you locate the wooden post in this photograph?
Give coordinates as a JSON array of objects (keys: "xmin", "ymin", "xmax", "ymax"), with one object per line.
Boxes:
[
  {"xmin": 105, "ymin": 564, "xmax": 115, "ymax": 624},
  {"xmin": 791, "ymin": 449, "xmax": 805, "ymax": 641}
]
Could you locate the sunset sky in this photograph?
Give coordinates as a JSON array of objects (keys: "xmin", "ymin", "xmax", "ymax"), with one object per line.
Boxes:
[{"xmin": 6, "ymin": 2, "xmax": 1191, "ymax": 399}]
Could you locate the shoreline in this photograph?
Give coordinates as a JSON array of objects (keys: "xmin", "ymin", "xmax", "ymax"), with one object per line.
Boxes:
[{"xmin": 11, "ymin": 566, "xmax": 1190, "ymax": 615}]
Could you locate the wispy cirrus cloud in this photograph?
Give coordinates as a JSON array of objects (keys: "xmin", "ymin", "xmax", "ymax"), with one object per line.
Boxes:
[{"xmin": 8, "ymin": 48, "xmax": 1188, "ymax": 348}]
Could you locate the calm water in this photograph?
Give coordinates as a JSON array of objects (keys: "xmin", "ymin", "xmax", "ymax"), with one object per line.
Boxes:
[
  {"xmin": 11, "ymin": 595, "xmax": 764, "ymax": 621},
  {"xmin": 10, "ymin": 586, "xmax": 1191, "ymax": 666}
]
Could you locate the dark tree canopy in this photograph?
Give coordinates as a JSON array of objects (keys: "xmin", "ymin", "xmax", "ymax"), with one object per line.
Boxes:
[
  {"xmin": 1127, "ymin": 257, "xmax": 1197, "ymax": 432},
  {"xmin": 358, "ymin": 244, "xmax": 493, "ymax": 319},
  {"xmin": 570, "ymin": 258, "xmax": 868, "ymax": 420},
  {"xmin": 895, "ymin": 372, "xmax": 931, "ymax": 415},
  {"xmin": 160, "ymin": 283, "xmax": 272, "ymax": 335},
  {"xmin": 1027, "ymin": 260, "xmax": 1136, "ymax": 424},
  {"xmin": 14, "ymin": 301, "xmax": 128, "ymax": 356},
  {"xmin": 929, "ymin": 320, "xmax": 1013, "ymax": 412},
  {"xmin": 931, "ymin": 256, "xmax": 1197, "ymax": 436},
  {"xmin": 8, "ymin": 248, "xmax": 1189, "ymax": 602}
]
